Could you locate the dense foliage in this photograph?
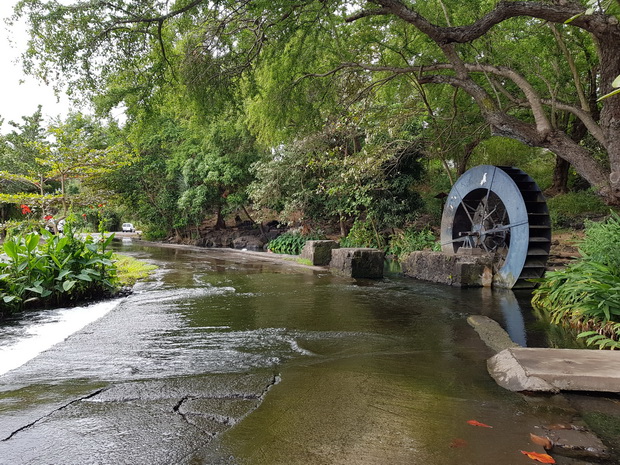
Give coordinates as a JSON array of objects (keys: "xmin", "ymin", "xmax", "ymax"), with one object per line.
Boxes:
[
  {"xmin": 0, "ymin": 224, "xmax": 118, "ymax": 315},
  {"xmin": 532, "ymin": 213, "xmax": 620, "ymax": 349},
  {"xmin": 11, "ymin": 0, "xmax": 620, "ymax": 207},
  {"xmin": 267, "ymin": 231, "xmax": 325, "ymax": 255}
]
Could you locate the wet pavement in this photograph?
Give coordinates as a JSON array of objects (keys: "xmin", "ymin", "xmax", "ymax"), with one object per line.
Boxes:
[{"xmin": 0, "ymin": 243, "xmax": 618, "ymax": 464}]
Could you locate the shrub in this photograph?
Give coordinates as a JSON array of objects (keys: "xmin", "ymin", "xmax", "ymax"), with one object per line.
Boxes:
[
  {"xmin": 580, "ymin": 211, "xmax": 620, "ymax": 270},
  {"xmin": 388, "ymin": 227, "xmax": 440, "ymax": 259},
  {"xmin": 546, "ymin": 190, "xmax": 608, "ymax": 229},
  {"xmin": 0, "ymin": 225, "xmax": 118, "ymax": 314},
  {"xmin": 339, "ymin": 219, "xmax": 385, "ymax": 249},
  {"xmin": 532, "ymin": 212, "xmax": 620, "ymax": 349},
  {"xmin": 267, "ymin": 231, "xmax": 324, "ymax": 255}
]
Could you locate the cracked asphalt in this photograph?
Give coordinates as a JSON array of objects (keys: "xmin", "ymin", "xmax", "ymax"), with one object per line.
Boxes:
[{"xmin": 1, "ymin": 373, "xmax": 278, "ymax": 464}]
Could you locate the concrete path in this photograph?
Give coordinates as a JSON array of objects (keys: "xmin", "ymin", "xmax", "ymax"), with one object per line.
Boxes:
[{"xmin": 488, "ymin": 347, "xmax": 620, "ymax": 393}]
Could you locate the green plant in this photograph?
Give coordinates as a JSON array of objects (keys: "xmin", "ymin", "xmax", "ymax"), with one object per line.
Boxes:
[
  {"xmin": 546, "ymin": 191, "xmax": 608, "ymax": 229},
  {"xmin": 388, "ymin": 227, "xmax": 440, "ymax": 259},
  {"xmin": 532, "ymin": 213, "xmax": 620, "ymax": 349},
  {"xmin": 0, "ymin": 223, "xmax": 119, "ymax": 315},
  {"xmin": 577, "ymin": 327, "xmax": 620, "ymax": 350},
  {"xmin": 267, "ymin": 231, "xmax": 324, "ymax": 255},
  {"xmin": 340, "ymin": 219, "xmax": 385, "ymax": 249},
  {"xmin": 113, "ymin": 253, "xmax": 157, "ymax": 286},
  {"xmin": 580, "ymin": 211, "xmax": 620, "ymax": 270}
]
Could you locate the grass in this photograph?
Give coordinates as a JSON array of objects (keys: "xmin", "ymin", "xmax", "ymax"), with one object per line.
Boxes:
[
  {"xmin": 546, "ymin": 190, "xmax": 609, "ymax": 228},
  {"xmin": 113, "ymin": 253, "xmax": 158, "ymax": 287}
]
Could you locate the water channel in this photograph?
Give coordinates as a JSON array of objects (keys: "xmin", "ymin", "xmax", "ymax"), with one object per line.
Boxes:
[{"xmin": 0, "ymin": 242, "xmax": 617, "ymax": 464}]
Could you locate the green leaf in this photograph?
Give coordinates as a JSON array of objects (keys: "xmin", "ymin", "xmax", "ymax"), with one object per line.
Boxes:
[
  {"xmin": 597, "ymin": 87, "xmax": 620, "ymax": 101},
  {"xmin": 25, "ymin": 285, "xmax": 44, "ymax": 295},
  {"xmin": 613, "ymin": 75, "xmax": 620, "ymax": 88},
  {"xmin": 56, "ymin": 269, "xmax": 73, "ymax": 280},
  {"xmin": 25, "ymin": 233, "xmax": 40, "ymax": 253},
  {"xmin": 564, "ymin": 12, "xmax": 583, "ymax": 24},
  {"xmin": 577, "ymin": 330, "xmax": 599, "ymax": 338},
  {"xmin": 76, "ymin": 273, "xmax": 92, "ymax": 282},
  {"xmin": 3, "ymin": 240, "xmax": 18, "ymax": 261},
  {"xmin": 62, "ymin": 280, "xmax": 76, "ymax": 291},
  {"xmin": 3, "ymin": 295, "xmax": 16, "ymax": 303}
]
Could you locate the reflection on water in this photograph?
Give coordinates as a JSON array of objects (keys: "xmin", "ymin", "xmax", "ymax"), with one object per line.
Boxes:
[{"xmin": 497, "ymin": 290, "xmax": 527, "ymax": 346}]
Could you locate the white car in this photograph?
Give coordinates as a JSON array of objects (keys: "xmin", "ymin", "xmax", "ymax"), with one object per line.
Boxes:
[{"xmin": 122, "ymin": 223, "xmax": 135, "ymax": 233}]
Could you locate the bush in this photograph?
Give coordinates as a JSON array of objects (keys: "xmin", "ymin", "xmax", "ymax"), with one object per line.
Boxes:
[
  {"xmin": 339, "ymin": 219, "xmax": 384, "ymax": 249},
  {"xmin": 388, "ymin": 227, "xmax": 440, "ymax": 259},
  {"xmin": 532, "ymin": 212, "xmax": 620, "ymax": 349},
  {"xmin": 267, "ymin": 231, "xmax": 324, "ymax": 255},
  {"xmin": 546, "ymin": 190, "xmax": 608, "ymax": 229},
  {"xmin": 0, "ymin": 225, "xmax": 119, "ymax": 314},
  {"xmin": 580, "ymin": 211, "xmax": 620, "ymax": 270}
]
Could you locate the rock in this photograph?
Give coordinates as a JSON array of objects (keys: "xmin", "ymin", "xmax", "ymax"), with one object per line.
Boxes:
[
  {"xmin": 401, "ymin": 251, "xmax": 494, "ymax": 287},
  {"xmin": 467, "ymin": 315, "xmax": 521, "ymax": 353},
  {"xmin": 329, "ymin": 248, "xmax": 384, "ymax": 279},
  {"xmin": 300, "ymin": 240, "xmax": 339, "ymax": 266},
  {"xmin": 233, "ymin": 235, "xmax": 266, "ymax": 251},
  {"xmin": 544, "ymin": 427, "xmax": 611, "ymax": 461}
]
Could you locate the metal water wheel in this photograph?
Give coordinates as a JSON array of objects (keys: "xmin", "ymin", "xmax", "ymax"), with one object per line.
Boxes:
[{"xmin": 440, "ymin": 165, "xmax": 551, "ymax": 288}]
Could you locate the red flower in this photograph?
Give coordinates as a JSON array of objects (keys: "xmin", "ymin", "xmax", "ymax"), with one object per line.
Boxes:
[
  {"xmin": 44, "ymin": 215, "xmax": 53, "ymax": 221},
  {"xmin": 20, "ymin": 204, "xmax": 32, "ymax": 215},
  {"xmin": 82, "ymin": 213, "xmax": 87, "ymax": 217}
]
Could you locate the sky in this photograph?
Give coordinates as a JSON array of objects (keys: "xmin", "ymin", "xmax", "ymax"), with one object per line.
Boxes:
[{"xmin": 0, "ymin": 1, "xmax": 71, "ymax": 133}]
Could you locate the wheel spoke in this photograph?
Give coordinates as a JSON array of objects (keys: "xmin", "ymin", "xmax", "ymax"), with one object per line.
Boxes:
[
  {"xmin": 440, "ymin": 236, "xmax": 469, "ymax": 246},
  {"xmin": 483, "ymin": 220, "xmax": 528, "ymax": 236},
  {"xmin": 453, "ymin": 185, "xmax": 476, "ymax": 227}
]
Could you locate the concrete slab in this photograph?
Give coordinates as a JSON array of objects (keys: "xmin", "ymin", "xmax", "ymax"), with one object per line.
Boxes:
[{"xmin": 488, "ymin": 348, "xmax": 620, "ymax": 393}]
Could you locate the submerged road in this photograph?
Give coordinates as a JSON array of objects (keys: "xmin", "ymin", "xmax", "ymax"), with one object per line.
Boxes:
[{"xmin": 0, "ymin": 242, "xmax": 618, "ymax": 464}]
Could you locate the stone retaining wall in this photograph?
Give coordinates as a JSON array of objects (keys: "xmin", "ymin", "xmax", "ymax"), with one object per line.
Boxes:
[
  {"xmin": 401, "ymin": 251, "xmax": 493, "ymax": 287},
  {"xmin": 329, "ymin": 248, "xmax": 384, "ymax": 279}
]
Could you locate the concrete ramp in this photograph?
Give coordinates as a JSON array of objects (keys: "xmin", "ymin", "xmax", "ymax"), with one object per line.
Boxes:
[{"xmin": 488, "ymin": 347, "xmax": 620, "ymax": 393}]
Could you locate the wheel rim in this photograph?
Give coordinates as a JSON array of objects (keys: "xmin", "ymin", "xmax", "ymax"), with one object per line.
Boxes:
[{"xmin": 440, "ymin": 165, "xmax": 551, "ymax": 288}]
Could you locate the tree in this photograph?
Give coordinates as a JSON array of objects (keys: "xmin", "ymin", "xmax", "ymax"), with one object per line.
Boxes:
[
  {"xmin": 343, "ymin": 0, "xmax": 620, "ymax": 203},
  {"xmin": 249, "ymin": 116, "xmax": 424, "ymax": 235},
  {"xmin": 32, "ymin": 114, "xmax": 132, "ymax": 215},
  {"xmin": 13, "ymin": 0, "xmax": 620, "ymax": 204},
  {"xmin": 177, "ymin": 115, "xmax": 261, "ymax": 231},
  {"xmin": 0, "ymin": 106, "xmax": 46, "ymax": 175}
]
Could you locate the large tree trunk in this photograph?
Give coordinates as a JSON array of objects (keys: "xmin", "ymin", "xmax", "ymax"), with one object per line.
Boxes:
[
  {"xmin": 548, "ymin": 157, "xmax": 570, "ymax": 196},
  {"xmin": 214, "ymin": 204, "xmax": 226, "ymax": 230},
  {"xmin": 597, "ymin": 32, "xmax": 620, "ymax": 203}
]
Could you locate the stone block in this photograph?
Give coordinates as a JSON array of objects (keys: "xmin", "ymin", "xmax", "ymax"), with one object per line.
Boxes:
[
  {"xmin": 329, "ymin": 248, "xmax": 384, "ymax": 279},
  {"xmin": 300, "ymin": 240, "xmax": 340, "ymax": 266},
  {"xmin": 400, "ymin": 251, "xmax": 493, "ymax": 287}
]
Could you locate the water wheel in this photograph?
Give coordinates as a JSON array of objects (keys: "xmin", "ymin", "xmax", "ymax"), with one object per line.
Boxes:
[{"xmin": 440, "ymin": 165, "xmax": 551, "ymax": 289}]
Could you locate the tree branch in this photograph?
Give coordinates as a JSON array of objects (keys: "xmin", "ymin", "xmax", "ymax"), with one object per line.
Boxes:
[
  {"xmin": 359, "ymin": 0, "xmax": 612, "ymax": 44},
  {"xmin": 541, "ymin": 99, "xmax": 606, "ymax": 146},
  {"xmin": 345, "ymin": 7, "xmax": 390, "ymax": 22}
]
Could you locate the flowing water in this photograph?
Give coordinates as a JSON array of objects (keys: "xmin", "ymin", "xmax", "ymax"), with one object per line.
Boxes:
[{"xmin": 0, "ymin": 242, "xmax": 614, "ymax": 464}]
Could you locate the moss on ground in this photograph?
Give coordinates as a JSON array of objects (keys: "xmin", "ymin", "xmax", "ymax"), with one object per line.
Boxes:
[{"xmin": 113, "ymin": 253, "xmax": 158, "ymax": 287}]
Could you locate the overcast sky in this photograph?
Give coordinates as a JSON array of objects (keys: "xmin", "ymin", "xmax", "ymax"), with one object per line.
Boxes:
[{"xmin": 0, "ymin": 1, "xmax": 71, "ymax": 133}]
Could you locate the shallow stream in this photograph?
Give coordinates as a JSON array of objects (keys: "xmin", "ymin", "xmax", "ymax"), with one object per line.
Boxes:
[{"xmin": 0, "ymin": 242, "xmax": 615, "ymax": 464}]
